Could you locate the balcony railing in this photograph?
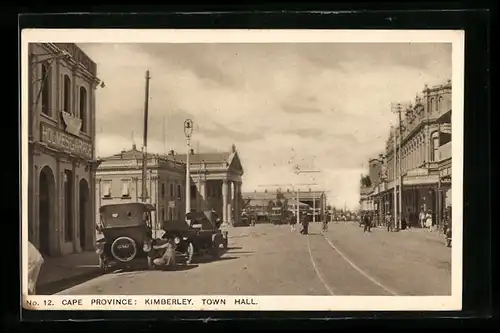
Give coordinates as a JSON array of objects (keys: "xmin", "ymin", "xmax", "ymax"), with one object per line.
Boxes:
[{"xmin": 439, "ymin": 141, "xmax": 452, "ymax": 161}]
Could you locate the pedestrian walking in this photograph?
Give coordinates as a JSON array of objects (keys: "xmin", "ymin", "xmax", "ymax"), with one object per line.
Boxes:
[
  {"xmin": 363, "ymin": 212, "xmax": 372, "ymax": 233},
  {"xmin": 386, "ymin": 213, "xmax": 393, "ymax": 232},
  {"xmin": 300, "ymin": 214, "xmax": 309, "ymax": 235},
  {"xmin": 289, "ymin": 212, "xmax": 296, "ymax": 232}
]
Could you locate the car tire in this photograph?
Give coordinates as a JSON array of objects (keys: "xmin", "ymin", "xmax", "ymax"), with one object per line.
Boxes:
[
  {"xmin": 110, "ymin": 236, "xmax": 138, "ymax": 263},
  {"xmin": 186, "ymin": 242, "xmax": 194, "ymax": 265}
]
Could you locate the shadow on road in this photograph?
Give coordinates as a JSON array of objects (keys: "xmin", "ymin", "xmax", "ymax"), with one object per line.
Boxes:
[
  {"xmin": 227, "ymin": 246, "xmax": 242, "ymax": 250},
  {"xmin": 195, "ymin": 256, "xmax": 240, "ymax": 264}
]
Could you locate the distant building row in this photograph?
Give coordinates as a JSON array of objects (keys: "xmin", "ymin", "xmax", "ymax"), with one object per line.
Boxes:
[{"xmin": 359, "ymin": 80, "xmax": 452, "ymax": 227}]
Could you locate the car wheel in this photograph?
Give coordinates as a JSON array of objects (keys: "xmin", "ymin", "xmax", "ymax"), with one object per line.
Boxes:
[{"xmin": 186, "ymin": 242, "xmax": 194, "ymax": 265}]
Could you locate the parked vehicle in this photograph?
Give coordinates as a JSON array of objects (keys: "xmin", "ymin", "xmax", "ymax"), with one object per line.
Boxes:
[
  {"xmin": 162, "ymin": 210, "xmax": 228, "ymax": 264},
  {"xmin": 96, "ymin": 203, "xmax": 174, "ymax": 272}
]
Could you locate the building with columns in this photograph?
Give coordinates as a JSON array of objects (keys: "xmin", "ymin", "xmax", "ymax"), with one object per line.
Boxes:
[
  {"xmin": 360, "ymin": 80, "xmax": 452, "ymax": 228},
  {"xmin": 95, "ymin": 145, "xmax": 186, "ymax": 231},
  {"xmin": 173, "ymin": 144, "xmax": 245, "ymax": 226},
  {"xmin": 95, "ymin": 144, "xmax": 245, "ymax": 227},
  {"xmin": 27, "ymin": 43, "xmax": 101, "ymax": 257}
]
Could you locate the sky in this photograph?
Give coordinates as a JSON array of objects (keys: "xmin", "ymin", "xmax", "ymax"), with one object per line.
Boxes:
[{"xmin": 79, "ymin": 42, "xmax": 451, "ymax": 209}]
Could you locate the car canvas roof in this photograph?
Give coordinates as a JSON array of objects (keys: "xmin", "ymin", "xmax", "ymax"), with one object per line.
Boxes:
[{"xmin": 99, "ymin": 203, "xmax": 154, "ymax": 228}]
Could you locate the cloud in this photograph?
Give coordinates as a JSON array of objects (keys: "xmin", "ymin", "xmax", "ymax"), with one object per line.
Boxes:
[{"xmin": 80, "ymin": 42, "xmax": 451, "ymax": 209}]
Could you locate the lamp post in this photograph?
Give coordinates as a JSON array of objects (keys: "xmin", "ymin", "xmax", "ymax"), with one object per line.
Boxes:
[{"xmin": 184, "ymin": 119, "xmax": 194, "ymax": 217}]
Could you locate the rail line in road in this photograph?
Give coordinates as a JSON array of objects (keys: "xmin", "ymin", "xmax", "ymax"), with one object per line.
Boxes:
[
  {"xmin": 306, "ymin": 236, "xmax": 335, "ymax": 295},
  {"xmin": 306, "ymin": 228, "xmax": 399, "ymax": 296}
]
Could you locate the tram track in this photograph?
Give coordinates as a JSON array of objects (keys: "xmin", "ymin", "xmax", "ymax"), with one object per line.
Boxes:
[{"xmin": 306, "ymin": 229, "xmax": 399, "ymax": 296}]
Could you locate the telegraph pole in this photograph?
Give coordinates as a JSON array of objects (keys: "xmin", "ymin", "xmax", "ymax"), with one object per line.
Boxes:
[
  {"xmin": 141, "ymin": 70, "xmax": 151, "ymax": 202},
  {"xmin": 391, "ymin": 102, "xmax": 405, "ymax": 231}
]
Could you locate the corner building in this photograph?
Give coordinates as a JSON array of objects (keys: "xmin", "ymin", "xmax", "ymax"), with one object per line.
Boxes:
[
  {"xmin": 370, "ymin": 80, "xmax": 452, "ymax": 227},
  {"xmin": 28, "ymin": 43, "xmax": 101, "ymax": 257}
]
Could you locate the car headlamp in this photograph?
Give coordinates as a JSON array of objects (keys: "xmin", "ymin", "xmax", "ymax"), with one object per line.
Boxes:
[{"xmin": 174, "ymin": 237, "xmax": 181, "ymax": 244}]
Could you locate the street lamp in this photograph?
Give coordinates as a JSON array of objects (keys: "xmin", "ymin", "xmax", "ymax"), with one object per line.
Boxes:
[{"xmin": 184, "ymin": 119, "xmax": 194, "ymax": 217}]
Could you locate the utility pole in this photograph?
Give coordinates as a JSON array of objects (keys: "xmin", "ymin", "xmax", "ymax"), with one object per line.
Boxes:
[
  {"xmin": 392, "ymin": 125, "xmax": 398, "ymax": 229},
  {"xmin": 391, "ymin": 102, "xmax": 405, "ymax": 231},
  {"xmin": 141, "ymin": 70, "xmax": 151, "ymax": 202}
]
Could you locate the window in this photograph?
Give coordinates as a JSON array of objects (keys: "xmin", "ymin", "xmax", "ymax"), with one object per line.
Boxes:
[
  {"xmin": 430, "ymin": 133, "xmax": 440, "ymax": 162},
  {"xmin": 429, "ymin": 98, "xmax": 435, "ymax": 113},
  {"xmin": 121, "ymin": 181, "xmax": 130, "ymax": 198},
  {"xmin": 102, "ymin": 181, "xmax": 112, "ymax": 198},
  {"xmin": 63, "ymin": 75, "xmax": 71, "ymax": 113},
  {"xmin": 170, "ymin": 183, "xmax": 174, "ymax": 197},
  {"xmin": 191, "ymin": 185, "xmax": 197, "ymax": 199},
  {"xmin": 41, "ymin": 62, "xmax": 51, "ymax": 116},
  {"xmin": 79, "ymin": 87, "xmax": 87, "ymax": 132},
  {"xmin": 161, "ymin": 183, "xmax": 165, "ymax": 199},
  {"xmin": 177, "ymin": 184, "xmax": 182, "ymax": 199},
  {"xmin": 161, "ymin": 208, "xmax": 165, "ymax": 222}
]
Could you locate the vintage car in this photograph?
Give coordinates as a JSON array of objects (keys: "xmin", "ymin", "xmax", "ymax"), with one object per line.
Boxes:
[
  {"xmin": 162, "ymin": 210, "xmax": 228, "ymax": 264},
  {"xmin": 96, "ymin": 202, "xmax": 175, "ymax": 272}
]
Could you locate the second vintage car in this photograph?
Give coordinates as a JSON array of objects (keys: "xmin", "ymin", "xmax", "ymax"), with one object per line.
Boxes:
[{"xmin": 162, "ymin": 210, "xmax": 228, "ymax": 264}]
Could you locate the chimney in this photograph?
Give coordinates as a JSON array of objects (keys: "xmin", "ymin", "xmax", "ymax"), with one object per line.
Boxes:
[
  {"xmin": 264, "ymin": 189, "xmax": 267, "ymax": 193},
  {"xmin": 190, "ymin": 149, "xmax": 194, "ymax": 155},
  {"xmin": 169, "ymin": 149, "xmax": 175, "ymax": 156},
  {"xmin": 132, "ymin": 143, "xmax": 137, "ymax": 151}
]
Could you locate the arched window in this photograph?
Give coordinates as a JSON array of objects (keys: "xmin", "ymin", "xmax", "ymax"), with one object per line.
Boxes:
[
  {"xmin": 429, "ymin": 97, "xmax": 435, "ymax": 113},
  {"xmin": 41, "ymin": 62, "xmax": 51, "ymax": 116},
  {"xmin": 79, "ymin": 87, "xmax": 87, "ymax": 132},
  {"xmin": 430, "ymin": 132, "xmax": 440, "ymax": 162},
  {"xmin": 63, "ymin": 75, "xmax": 71, "ymax": 113},
  {"xmin": 438, "ymin": 96, "xmax": 444, "ymax": 113}
]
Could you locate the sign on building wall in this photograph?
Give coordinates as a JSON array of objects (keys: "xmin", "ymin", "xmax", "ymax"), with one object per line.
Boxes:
[
  {"xmin": 40, "ymin": 124, "xmax": 92, "ymax": 160},
  {"xmin": 403, "ymin": 174, "xmax": 439, "ymax": 186}
]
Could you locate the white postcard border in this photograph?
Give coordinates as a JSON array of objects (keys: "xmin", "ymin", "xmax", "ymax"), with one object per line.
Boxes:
[{"xmin": 20, "ymin": 29, "xmax": 465, "ymax": 311}]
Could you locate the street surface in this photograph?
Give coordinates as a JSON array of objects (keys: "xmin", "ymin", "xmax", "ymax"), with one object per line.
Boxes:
[{"xmin": 57, "ymin": 223, "xmax": 451, "ymax": 296}]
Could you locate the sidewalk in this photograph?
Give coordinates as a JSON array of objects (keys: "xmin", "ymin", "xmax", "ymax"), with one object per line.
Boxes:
[{"xmin": 37, "ymin": 250, "xmax": 102, "ymax": 295}]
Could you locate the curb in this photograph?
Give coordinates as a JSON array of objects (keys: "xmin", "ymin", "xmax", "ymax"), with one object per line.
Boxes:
[{"xmin": 37, "ymin": 268, "xmax": 102, "ymax": 295}]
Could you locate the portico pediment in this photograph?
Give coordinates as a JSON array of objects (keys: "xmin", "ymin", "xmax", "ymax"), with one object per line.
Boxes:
[{"xmin": 227, "ymin": 152, "xmax": 244, "ymax": 176}]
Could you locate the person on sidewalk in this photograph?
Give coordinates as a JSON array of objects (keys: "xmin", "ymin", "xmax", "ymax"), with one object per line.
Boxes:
[
  {"xmin": 426, "ymin": 209, "xmax": 433, "ymax": 231},
  {"xmin": 386, "ymin": 213, "xmax": 393, "ymax": 232},
  {"xmin": 419, "ymin": 207, "xmax": 426, "ymax": 228},
  {"xmin": 27, "ymin": 241, "xmax": 44, "ymax": 295}
]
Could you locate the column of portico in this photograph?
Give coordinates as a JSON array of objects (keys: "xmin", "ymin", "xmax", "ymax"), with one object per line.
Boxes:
[
  {"xmin": 227, "ymin": 180, "xmax": 233, "ymax": 224},
  {"xmin": 234, "ymin": 181, "xmax": 242, "ymax": 226},
  {"xmin": 222, "ymin": 179, "xmax": 228, "ymax": 224}
]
